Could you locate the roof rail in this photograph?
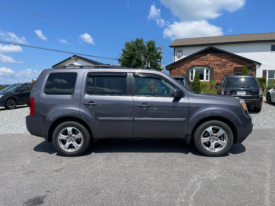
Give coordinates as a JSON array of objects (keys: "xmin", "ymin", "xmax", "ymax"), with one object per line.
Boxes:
[{"xmin": 63, "ymin": 65, "xmax": 112, "ymax": 68}]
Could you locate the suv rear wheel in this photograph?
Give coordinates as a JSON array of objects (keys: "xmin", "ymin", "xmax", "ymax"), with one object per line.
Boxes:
[
  {"xmin": 53, "ymin": 121, "xmax": 91, "ymax": 156},
  {"xmin": 5, "ymin": 98, "xmax": 16, "ymax": 109},
  {"xmin": 193, "ymin": 120, "xmax": 233, "ymax": 157}
]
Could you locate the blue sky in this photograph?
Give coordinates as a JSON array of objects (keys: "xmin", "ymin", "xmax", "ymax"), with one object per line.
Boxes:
[{"xmin": 0, "ymin": 0, "xmax": 275, "ymax": 84}]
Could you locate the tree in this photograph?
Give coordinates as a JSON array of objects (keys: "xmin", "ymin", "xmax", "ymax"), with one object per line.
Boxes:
[
  {"xmin": 242, "ymin": 66, "xmax": 249, "ymax": 75},
  {"xmin": 118, "ymin": 38, "xmax": 162, "ymax": 70},
  {"xmin": 193, "ymin": 71, "xmax": 201, "ymax": 93}
]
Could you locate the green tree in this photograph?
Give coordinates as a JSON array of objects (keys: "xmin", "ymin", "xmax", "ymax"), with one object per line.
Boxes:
[
  {"xmin": 118, "ymin": 38, "xmax": 162, "ymax": 70},
  {"xmin": 193, "ymin": 71, "xmax": 201, "ymax": 93},
  {"xmin": 242, "ymin": 66, "xmax": 249, "ymax": 75}
]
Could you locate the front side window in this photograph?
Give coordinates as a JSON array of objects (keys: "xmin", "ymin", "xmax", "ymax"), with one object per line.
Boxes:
[
  {"xmin": 135, "ymin": 76, "xmax": 175, "ymax": 97},
  {"xmin": 19, "ymin": 85, "xmax": 31, "ymax": 92},
  {"xmin": 86, "ymin": 75, "xmax": 127, "ymax": 95},
  {"xmin": 44, "ymin": 73, "xmax": 77, "ymax": 95},
  {"xmin": 190, "ymin": 67, "xmax": 210, "ymax": 81}
]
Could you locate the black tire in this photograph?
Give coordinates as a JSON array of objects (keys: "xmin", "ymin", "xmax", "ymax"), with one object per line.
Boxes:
[
  {"xmin": 5, "ymin": 98, "xmax": 17, "ymax": 109},
  {"xmin": 193, "ymin": 120, "xmax": 233, "ymax": 157},
  {"xmin": 266, "ymin": 93, "xmax": 271, "ymax": 104},
  {"xmin": 53, "ymin": 121, "xmax": 91, "ymax": 156},
  {"xmin": 254, "ymin": 107, "xmax": 261, "ymax": 113}
]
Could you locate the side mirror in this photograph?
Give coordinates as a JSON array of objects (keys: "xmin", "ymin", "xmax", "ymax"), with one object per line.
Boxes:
[{"xmin": 173, "ymin": 88, "xmax": 183, "ymax": 99}]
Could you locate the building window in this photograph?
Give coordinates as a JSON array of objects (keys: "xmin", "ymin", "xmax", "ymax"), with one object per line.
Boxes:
[
  {"xmin": 176, "ymin": 50, "xmax": 182, "ymax": 59},
  {"xmin": 271, "ymin": 45, "xmax": 275, "ymax": 51},
  {"xmin": 268, "ymin": 70, "xmax": 275, "ymax": 83},
  {"xmin": 190, "ymin": 67, "xmax": 210, "ymax": 81}
]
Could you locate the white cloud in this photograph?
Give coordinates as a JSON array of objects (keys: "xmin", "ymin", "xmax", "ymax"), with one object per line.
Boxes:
[
  {"xmin": 163, "ymin": 20, "xmax": 223, "ymax": 40},
  {"xmin": 148, "ymin": 4, "xmax": 167, "ymax": 27},
  {"xmin": 59, "ymin": 39, "xmax": 70, "ymax": 44},
  {"xmin": 0, "ymin": 30, "xmax": 28, "ymax": 44},
  {"xmin": 160, "ymin": 0, "xmax": 245, "ymax": 21},
  {"xmin": 0, "ymin": 68, "xmax": 40, "ymax": 84},
  {"xmin": 34, "ymin": 30, "xmax": 47, "ymax": 40},
  {"xmin": 0, "ymin": 53, "xmax": 22, "ymax": 63},
  {"xmin": 227, "ymin": 29, "xmax": 233, "ymax": 33},
  {"xmin": 80, "ymin": 33, "xmax": 95, "ymax": 45},
  {"xmin": 0, "ymin": 67, "xmax": 15, "ymax": 76},
  {"xmin": 127, "ymin": 1, "xmax": 130, "ymax": 8},
  {"xmin": 0, "ymin": 44, "xmax": 23, "ymax": 53}
]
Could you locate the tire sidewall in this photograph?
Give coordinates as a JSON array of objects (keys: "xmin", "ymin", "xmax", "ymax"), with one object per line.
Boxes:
[
  {"xmin": 53, "ymin": 121, "xmax": 91, "ymax": 156},
  {"xmin": 5, "ymin": 98, "xmax": 16, "ymax": 109},
  {"xmin": 267, "ymin": 94, "xmax": 271, "ymax": 104},
  {"xmin": 194, "ymin": 120, "xmax": 233, "ymax": 157}
]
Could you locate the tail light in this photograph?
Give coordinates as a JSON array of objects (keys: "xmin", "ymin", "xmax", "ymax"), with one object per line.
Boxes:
[
  {"xmin": 30, "ymin": 98, "xmax": 34, "ymax": 115},
  {"xmin": 259, "ymin": 87, "xmax": 262, "ymax": 95},
  {"xmin": 221, "ymin": 88, "xmax": 225, "ymax": 95}
]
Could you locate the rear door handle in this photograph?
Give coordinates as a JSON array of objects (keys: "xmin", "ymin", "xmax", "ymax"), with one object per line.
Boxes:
[
  {"xmin": 137, "ymin": 103, "xmax": 150, "ymax": 107},
  {"xmin": 83, "ymin": 101, "xmax": 97, "ymax": 106}
]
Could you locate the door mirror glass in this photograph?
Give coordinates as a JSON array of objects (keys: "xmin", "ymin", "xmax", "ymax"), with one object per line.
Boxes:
[{"xmin": 173, "ymin": 88, "xmax": 183, "ymax": 99}]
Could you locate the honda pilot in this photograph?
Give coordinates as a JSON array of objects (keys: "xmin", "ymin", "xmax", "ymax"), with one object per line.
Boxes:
[{"xmin": 26, "ymin": 68, "xmax": 253, "ymax": 157}]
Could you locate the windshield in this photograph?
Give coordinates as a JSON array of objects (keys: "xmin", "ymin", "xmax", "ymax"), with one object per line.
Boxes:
[
  {"xmin": 225, "ymin": 77, "xmax": 258, "ymax": 88},
  {"xmin": 1, "ymin": 84, "xmax": 21, "ymax": 92}
]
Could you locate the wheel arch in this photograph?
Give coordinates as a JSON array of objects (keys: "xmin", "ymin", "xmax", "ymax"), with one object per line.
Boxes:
[
  {"xmin": 190, "ymin": 116, "xmax": 238, "ymax": 144},
  {"xmin": 47, "ymin": 116, "xmax": 94, "ymax": 143},
  {"xmin": 5, "ymin": 96, "xmax": 17, "ymax": 104}
]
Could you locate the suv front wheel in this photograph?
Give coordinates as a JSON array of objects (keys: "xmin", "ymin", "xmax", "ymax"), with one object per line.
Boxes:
[
  {"xmin": 193, "ymin": 120, "xmax": 233, "ymax": 157},
  {"xmin": 53, "ymin": 121, "xmax": 91, "ymax": 156}
]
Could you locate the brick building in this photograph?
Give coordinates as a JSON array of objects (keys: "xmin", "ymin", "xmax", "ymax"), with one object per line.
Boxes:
[{"xmin": 166, "ymin": 33, "xmax": 275, "ymax": 83}]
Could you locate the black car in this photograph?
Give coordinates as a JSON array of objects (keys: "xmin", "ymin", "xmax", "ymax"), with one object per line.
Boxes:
[
  {"xmin": 217, "ymin": 75, "xmax": 262, "ymax": 112},
  {"xmin": 0, "ymin": 83, "xmax": 33, "ymax": 109}
]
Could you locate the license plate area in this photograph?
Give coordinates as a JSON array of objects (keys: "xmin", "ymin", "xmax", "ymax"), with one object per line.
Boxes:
[{"xmin": 237, "ymin": 91, "xmax": 246, "ymax": 95}]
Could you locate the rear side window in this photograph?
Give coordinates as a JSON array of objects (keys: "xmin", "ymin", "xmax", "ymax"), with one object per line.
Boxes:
[
  {"xmin": 44, "ymin": 73, "xmax": 77, "ymax": 95},
  {"xmin": 86, "ymin": 73, "xmax": 127, "ymax": 95},
  {"xmin": 225, "ymin": 77, "xmax": 258, "ymax": 88}
]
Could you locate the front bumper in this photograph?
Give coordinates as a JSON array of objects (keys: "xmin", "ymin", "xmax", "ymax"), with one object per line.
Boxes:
[
  {"xmin": 0, "ymin": 98, "xmax": 4, "ymax": 106},
  {"xmin": 235, "ymin": 112, "xmax": 253, "ymax": 144}
]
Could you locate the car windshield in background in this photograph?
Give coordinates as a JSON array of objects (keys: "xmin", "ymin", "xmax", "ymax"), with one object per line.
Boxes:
[
  {"xmin": 1, "ymin": 84, "xmax": 21, "ymax": 92},
  {"xmin": 225, "ymin": 77, "xmax": 258, "ymax": 88}
]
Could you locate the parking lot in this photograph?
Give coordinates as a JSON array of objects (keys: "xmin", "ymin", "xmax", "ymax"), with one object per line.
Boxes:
[{"xmin": 0, "ymin": 102, "xmax": 275, "ymax": 205}]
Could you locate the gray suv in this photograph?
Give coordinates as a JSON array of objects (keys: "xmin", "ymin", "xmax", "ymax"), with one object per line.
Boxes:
[{"xmin": 26, "ymin": 68, "xmax": 253, "ymax": 157}]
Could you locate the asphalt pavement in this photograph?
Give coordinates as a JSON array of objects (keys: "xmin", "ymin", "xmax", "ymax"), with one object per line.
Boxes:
[{"xmin": 0, "ymin": 128, "xmax": 275, "ymax": 206}]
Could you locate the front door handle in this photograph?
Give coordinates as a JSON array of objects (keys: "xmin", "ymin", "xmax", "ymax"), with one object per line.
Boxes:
[
  {"xmin": 137, "ymin": 103, "xmax": 150, "ymax": 107},
  {"xmin": 83, "ymin": 101, "xmax": 97, "ymax": 106}
]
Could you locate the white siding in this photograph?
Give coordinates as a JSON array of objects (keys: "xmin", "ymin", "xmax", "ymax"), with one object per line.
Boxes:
[{"xmin": 174, "ymin": 41, "xmax": 275, "ymax": 77}]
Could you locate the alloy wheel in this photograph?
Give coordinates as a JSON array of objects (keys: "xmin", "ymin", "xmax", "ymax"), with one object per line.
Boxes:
[
  {"xmin": 6, "ymin": 99, "xmax": 16, "ymax": 109},
  {"xmin": 201, "ymin": 126, "xmax": 228, "ymax": 152},
  {"xmin": 58, "ymin": 127, "xmax": 83, "ymax": 152}
]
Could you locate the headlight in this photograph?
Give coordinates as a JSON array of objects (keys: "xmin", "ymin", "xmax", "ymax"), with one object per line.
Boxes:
[
  {"xmin": 0, "ymin": 95, "xmax": 4, "ymax": 98},
  {"xmin": 240, "ymin": 99, "xmax": 247, "ymax": 111}
]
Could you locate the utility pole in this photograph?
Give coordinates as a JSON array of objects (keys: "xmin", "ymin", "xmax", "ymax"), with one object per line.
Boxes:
[{"xmin": 158, "ymin": 46, "xmax": 164, "ymax": 69}]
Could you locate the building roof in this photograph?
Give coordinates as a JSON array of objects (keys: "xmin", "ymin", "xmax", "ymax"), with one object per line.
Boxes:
[
  {"xmin": 170, "ymin": 32, "xmax": 275, "ymax": 47},
  {"xmin": 166, "ymin": 46, "xmax": 261, "ymax": 70},
  {"xmin": 52, "ymin": 55, "xmax": 105, "ymax": 68}
]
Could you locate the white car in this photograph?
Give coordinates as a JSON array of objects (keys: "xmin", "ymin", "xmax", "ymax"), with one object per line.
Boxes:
[{"xmin": 266, "ymin": 88, "xmax": 275, "ymax": 103}]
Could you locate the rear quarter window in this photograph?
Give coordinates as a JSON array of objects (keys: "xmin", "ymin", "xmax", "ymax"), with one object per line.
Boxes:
[
  {"xmin": 225, "ymin": 77, "xmax": 258, "ymax": 88},
  {"xmin": 44, "ymin": 73, "xmax": 77, "ymax": 95}
]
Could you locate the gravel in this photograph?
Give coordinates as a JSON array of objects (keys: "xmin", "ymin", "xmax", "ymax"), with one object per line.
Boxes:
[{"xmin": 0, "ymin": 102, "xmax": 274, "ymax": 135}]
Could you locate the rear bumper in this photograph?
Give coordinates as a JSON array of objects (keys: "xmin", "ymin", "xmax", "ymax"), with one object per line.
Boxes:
[
  {"xmin": 26, "ymin": 115, "xmax": 44, "ymax": 138},
  {"xmin": 244, "ymin": 98, "xmax": 263, "ymax": 108}
]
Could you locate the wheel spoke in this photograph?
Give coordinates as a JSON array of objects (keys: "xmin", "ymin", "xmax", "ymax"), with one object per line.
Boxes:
[
  {"xmin": 74, "ymin": 133, "xmax": 83, "ymax": 140},
  {"xmin": 58, "ymin": 133, "xmax": 68, "ymax": 140},
  {"xmin": 209, "ymin": 142, "xmax": 215, "ymax": 151},
  {"xmin": 217, "ymin": 140, "xmax": 226, "ymax": 147},
  {"xmin": 66, "ymin": 127, "xmax": 73, "ymax": 136},
  {"xmin": 72, "ymin": 141, "xmax": 81, "ymax": 150},
  {"xmin": 216, "ymin": 129, "xmax": 225, "ymax": 137},
  {"xmin": 202, "ymin": 137, "xmax": 210, "ymax": 143},
  {"xmin": 205, "ymin": 126, "xmax": 213, "ymax": 136},
  {"xmin": 64, "ymin": 141, "xmax": 70, "ymax": 149}
]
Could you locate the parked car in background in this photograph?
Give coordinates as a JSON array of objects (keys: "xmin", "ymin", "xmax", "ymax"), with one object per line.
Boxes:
[
  {"xmin": 217, "ymin": 75, "xmax": 263, "ymax": 112},
  {"xmin": 27, "ymin": 67, "xmax": 253, "ymax": 157},
  {"xmin": 0, "ymin": 83, "xmax": 33, "ymax": 109},
  {"xmin": 266, "ymin": 88, "xmax": 275, "ymax": 104},
  {"xmin": 170, "ymin": 75, "xmax": 193, "ymax": 91}
]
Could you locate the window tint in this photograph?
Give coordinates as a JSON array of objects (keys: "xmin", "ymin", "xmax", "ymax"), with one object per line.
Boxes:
[
  {"xmin": 86, "ymin": 76, "xmax": 127, "ymax": 95},
  {"xmin": 135, "ymin": 76, "xmax": 175, "ymax": 96},
  {"xmin": 225, "ymin": 77, "xmax": 258, "ymax": 88},
  {"xmin": 44, "ymin": 73, "xmax": 77, "ymax": 95},
  {"xmin": 19, "ymin": 85, "xmax": 31, "ymax": 92}
]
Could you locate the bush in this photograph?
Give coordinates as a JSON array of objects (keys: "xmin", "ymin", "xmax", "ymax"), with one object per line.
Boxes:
[
  {"xmin": 200, "ymin": 81, "xmax": 208, "ymax": 91},
  {"xmin": 209, "ymin": 80, "xmax": 215, "ymax": 90},
  {"xmin": 257, "ymin": 77, "xmax": 266, "ymax": 91},
  {"xmin": 193, "ymin": 71, "xmax": 201, "ymax": 93},
  {"xmin": 267, "ymin": 80, "xmax": 275, "ymax": 90},
  {"xmin": 242, "ymin": 66, "xmax": 248, "ymax": 75}
]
